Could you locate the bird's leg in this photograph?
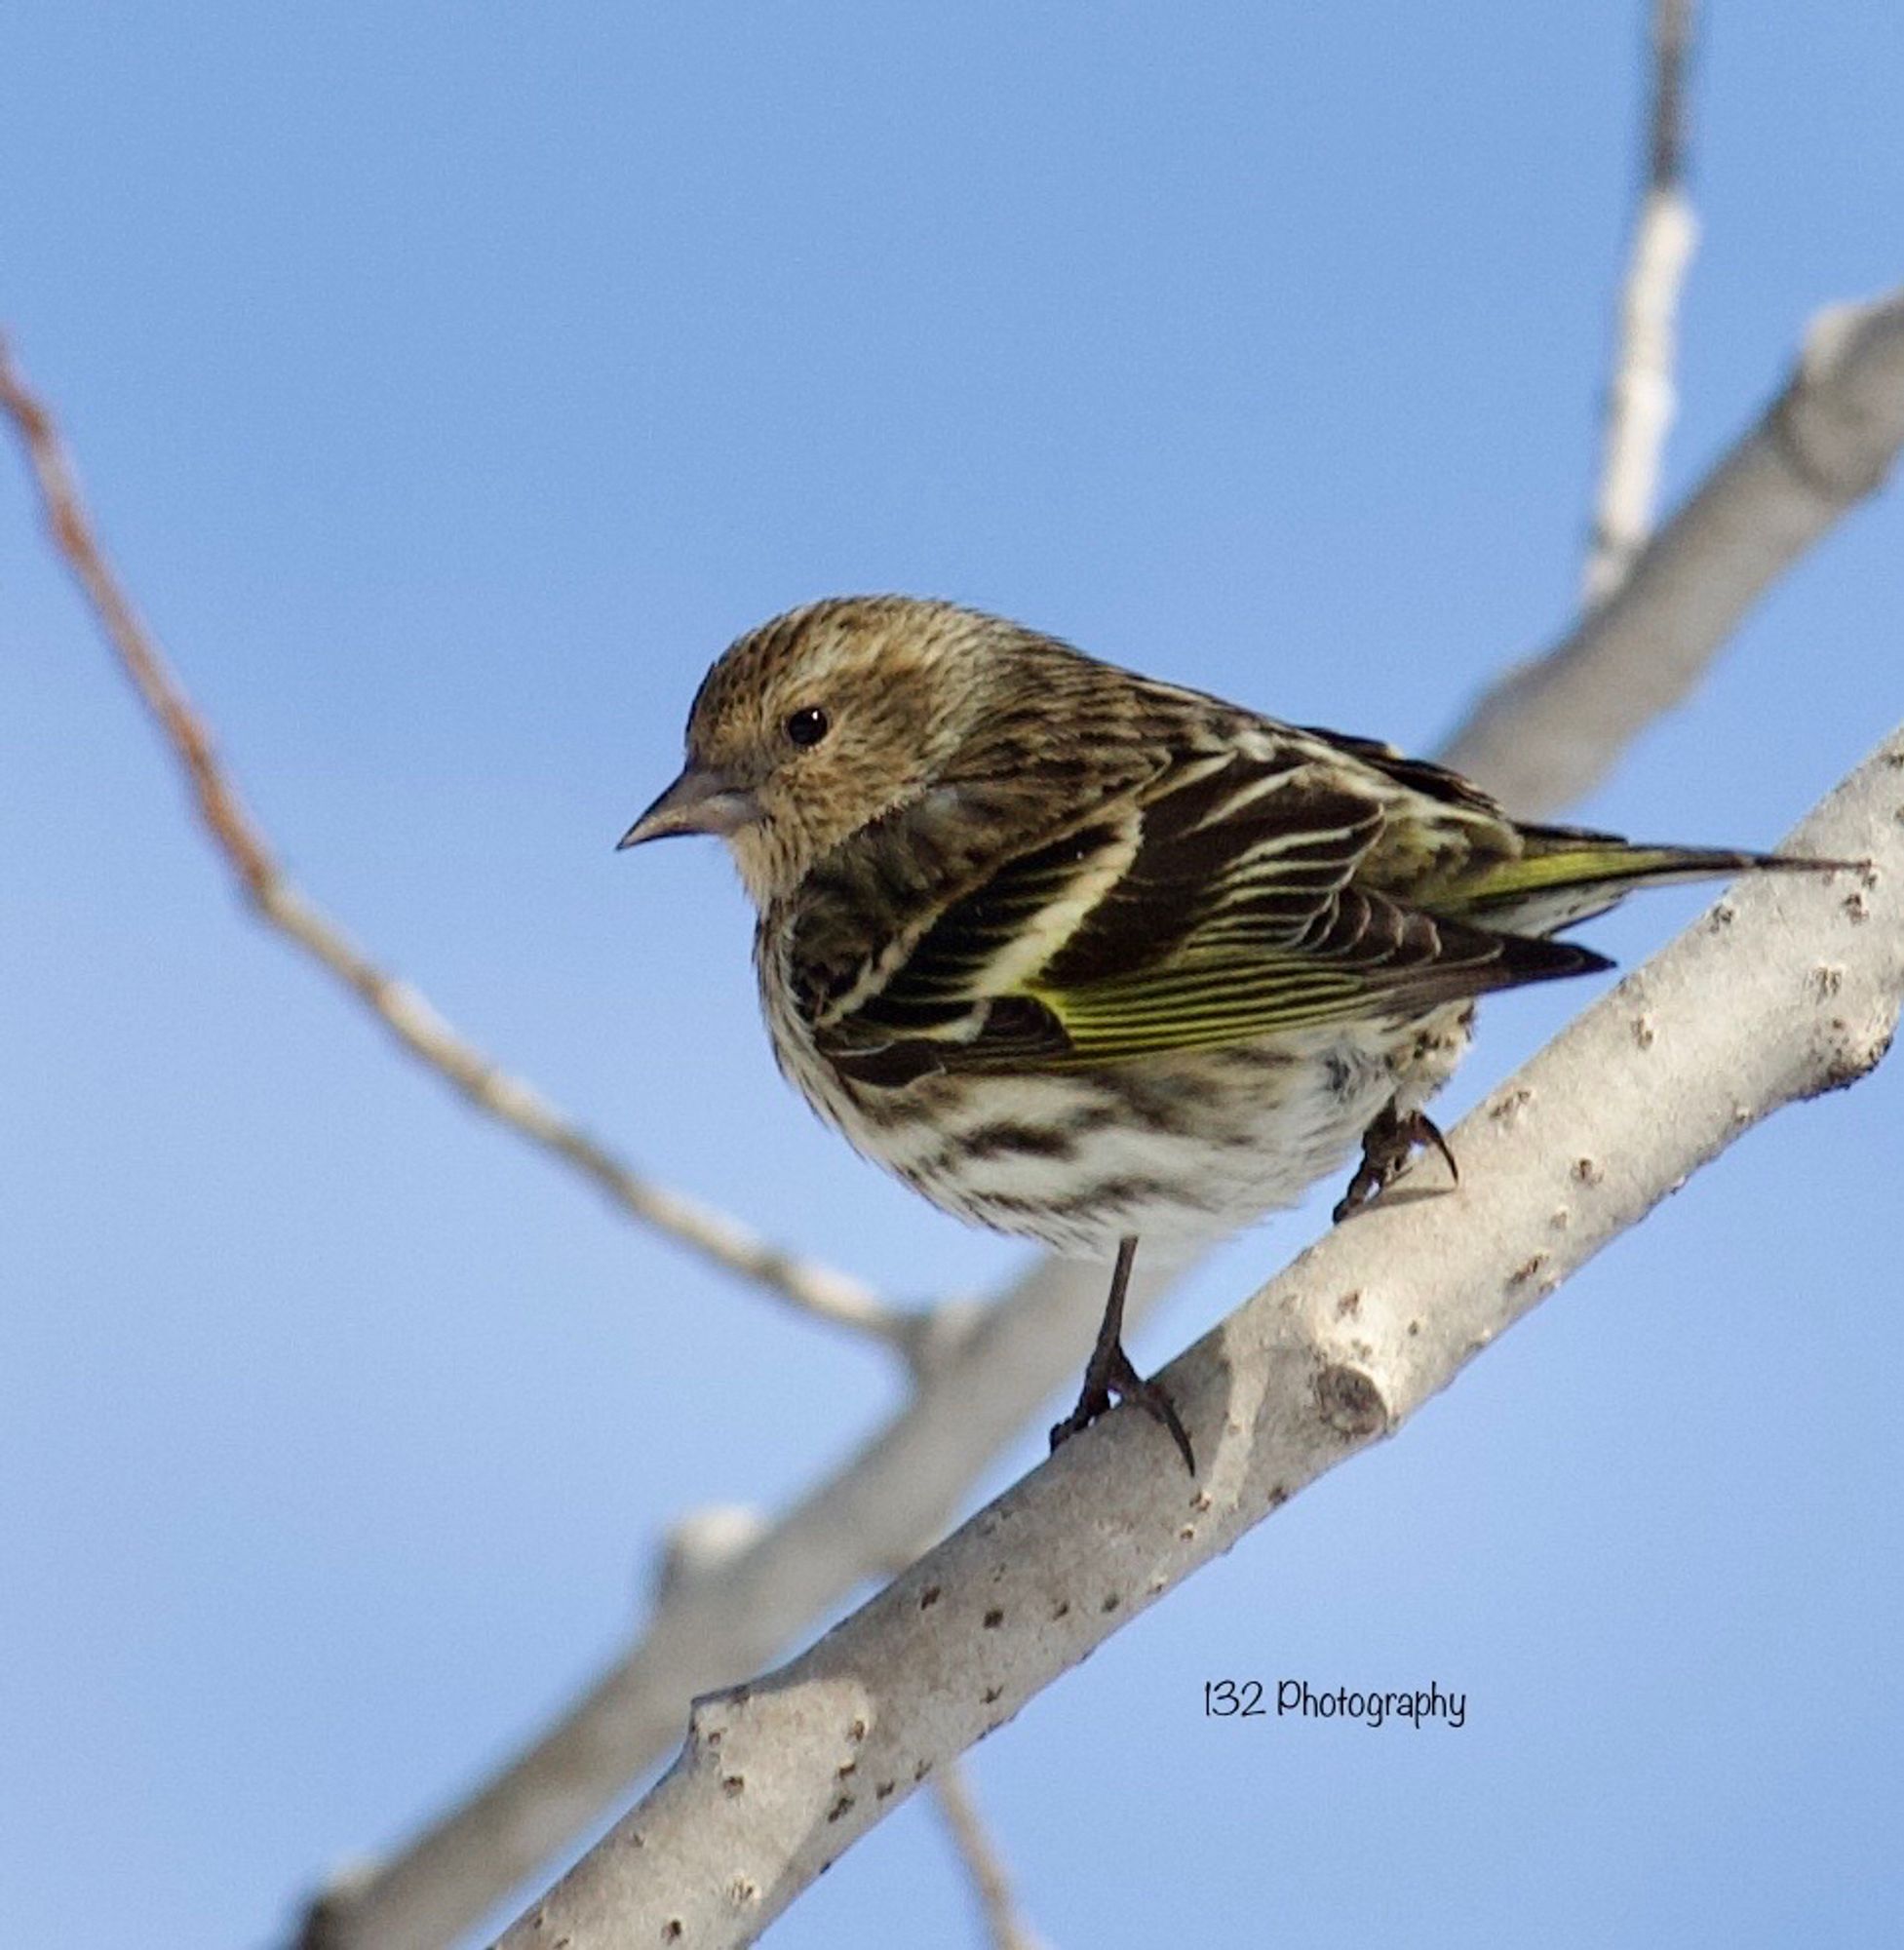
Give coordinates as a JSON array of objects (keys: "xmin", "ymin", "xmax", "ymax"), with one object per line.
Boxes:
[
  {"xmin": 1332, "ymin": 1098, "xmax": 1459, "ymax": 1222},
  {"xmin": 1049, "ymin": 1235, "xmax": 1195, "ymax": 1473}
]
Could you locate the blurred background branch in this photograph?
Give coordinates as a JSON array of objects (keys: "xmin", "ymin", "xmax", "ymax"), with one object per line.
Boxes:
[
  {"xmin": 929, "ymin": 1764, "xmax": 1048, "ymax": 1950},
  {"xmin": 1582, "ymin": 0, "xmax": 1699, "ymax": 606},
  {"xmin": 1440, "ymin": 289, "xmax": 1904, "ymax": 814}
]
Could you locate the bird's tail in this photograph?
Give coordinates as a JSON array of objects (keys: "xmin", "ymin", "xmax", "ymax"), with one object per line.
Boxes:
[{"xmin": 1442, "ymin": 832, "xmax": 1856, "ymax": 937}]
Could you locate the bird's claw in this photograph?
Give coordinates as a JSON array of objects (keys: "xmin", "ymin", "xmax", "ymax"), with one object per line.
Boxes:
[
  {"xmin": 1050, "ymin": 1342, "xmax": 1196, "ymax": 1474},
  {"xmin": 1333, "ymin": 1102, "xmax": 1458, "ymax": 1222}
]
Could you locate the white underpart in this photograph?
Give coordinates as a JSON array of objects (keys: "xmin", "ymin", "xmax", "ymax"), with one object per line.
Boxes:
[{"xmin": 772, "ymin": 996, "xmax": 1474, "ymax": 1260}]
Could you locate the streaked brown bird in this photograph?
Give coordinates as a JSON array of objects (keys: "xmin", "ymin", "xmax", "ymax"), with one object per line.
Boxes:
[{"xmin": 622, "ymin": 595, "xmax": 1829, "ymax": 1471}]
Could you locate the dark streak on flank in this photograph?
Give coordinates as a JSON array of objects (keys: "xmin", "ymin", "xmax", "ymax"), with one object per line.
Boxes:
[{"xmin": 978, "ymin": 1174, "xmax": 1180, "ymax": 1222}]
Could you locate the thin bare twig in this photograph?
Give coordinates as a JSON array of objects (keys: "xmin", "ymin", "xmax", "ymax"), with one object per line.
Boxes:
[
  {"xmin": 0, "ymin": 338, "xmax": 905, "ymax": 1352},
  {"xmin": 1583, "ymin": 0, "xmax": 1699, "ymax": 605},
  {"xmin": 932, "ymin": 1762, "xmax": 1047, "ymax": 1950}
]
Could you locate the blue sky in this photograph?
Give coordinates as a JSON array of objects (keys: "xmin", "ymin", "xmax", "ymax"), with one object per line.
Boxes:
[{"xmin": 3, "ymin": 6, "xmax": 1900, "ymax": 1945}]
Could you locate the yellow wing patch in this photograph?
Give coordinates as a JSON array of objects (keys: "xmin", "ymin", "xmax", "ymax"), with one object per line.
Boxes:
[{"xmin": 1027, "ymin": 961, "xmax": 1380, "ymax": 1063}]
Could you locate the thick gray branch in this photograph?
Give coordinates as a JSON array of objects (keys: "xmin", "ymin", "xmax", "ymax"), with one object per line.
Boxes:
[{"xmin": 499, "ymin": 727, "xmax": 1902, "ymax": 1947}]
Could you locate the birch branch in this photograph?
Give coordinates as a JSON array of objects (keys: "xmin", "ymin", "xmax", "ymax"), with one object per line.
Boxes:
[
  {"xmin": 1582, "ymin": 0, "xmax": 1699, "ymax": 605},
  {"xmin": 503, "ymin": 730, "xmax": 1902, "ymax": 1949},
  {"xmin": 1441, "ymin": 288, "xmax": 1904, "ymax": 815},
  {"xmin": 0, "ymin": 338, "xmax": 903, "ymax": 1352},
  {"xmin": 293, "ymin": 287, "xmax": 1904, "ymax": 1950}
]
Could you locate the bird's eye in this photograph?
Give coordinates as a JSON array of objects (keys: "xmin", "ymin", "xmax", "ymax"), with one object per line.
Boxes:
[{"xmin": 785, "ymin": 706, "xmax": 831, "ymax": 748}]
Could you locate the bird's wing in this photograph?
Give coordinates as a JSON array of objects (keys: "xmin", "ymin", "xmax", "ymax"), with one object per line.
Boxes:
[
  {"xmin": 1298, "ymin": 721, "xmax": 1796, "ymax": 931},
  {"xmin": 813, "ymin": 742, "xmax": 1607, "ymax": 1083}
]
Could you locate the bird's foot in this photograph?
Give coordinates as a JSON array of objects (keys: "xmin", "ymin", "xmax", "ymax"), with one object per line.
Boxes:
[
  {"xmin": 1050, "ymin": 1340, "xmax": 1195, "ymax": 1474},
  {"xmin": 1332, "ymin": 1102, "xmax": 1458, "ymax": 1223}
]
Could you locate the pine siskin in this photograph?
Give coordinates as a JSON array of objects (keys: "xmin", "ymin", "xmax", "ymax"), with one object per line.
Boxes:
[{"xmin": 621, "ymin": 596, "xmax": 1836, "ymax": 1470}]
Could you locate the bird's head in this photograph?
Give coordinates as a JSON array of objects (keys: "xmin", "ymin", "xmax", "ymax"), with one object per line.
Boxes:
[{"xmin": 619, "ymin": 596, "xmax": 1035, "ymax": 905}]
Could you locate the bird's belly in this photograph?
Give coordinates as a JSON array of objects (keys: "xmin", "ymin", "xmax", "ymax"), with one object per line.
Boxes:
[{"xmin": 797, "ymin": 1008, "xmax": 1476, "ymax": 1258}]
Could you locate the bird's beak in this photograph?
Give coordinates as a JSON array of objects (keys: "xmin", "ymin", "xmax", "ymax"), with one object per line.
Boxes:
[{"xmin": 617, "ymin": 767, "xmax": 762, "ymax": 848}]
